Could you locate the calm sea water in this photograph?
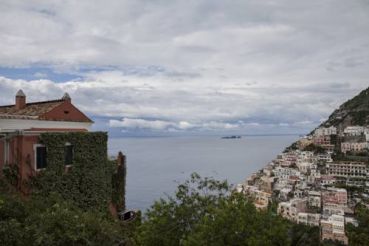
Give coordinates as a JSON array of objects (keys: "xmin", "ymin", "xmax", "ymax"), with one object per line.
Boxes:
[{"xmin": 108, "ymin": 135, "xmax": 298, "ymax": 211}]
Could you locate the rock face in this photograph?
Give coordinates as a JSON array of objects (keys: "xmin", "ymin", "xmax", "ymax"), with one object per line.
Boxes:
[{"xmin": 321, "ymin": 87, "xmax": 369, "ymax": 132}]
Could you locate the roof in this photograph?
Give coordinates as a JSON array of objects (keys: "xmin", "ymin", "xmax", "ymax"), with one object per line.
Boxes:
[
  {"xmin": 0, "ymin": 99, "xmax": 92, "ymax": 123},
  {"xmin": 0, "ymin": 100, "xmax": 64, "ymax": 119}
]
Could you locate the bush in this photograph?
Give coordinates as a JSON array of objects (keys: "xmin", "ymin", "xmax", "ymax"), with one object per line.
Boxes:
[
  {"xmin": 137, "ymin": 173, "xmax": 297, "ymax": 246},
  {"xmin": 0, "ymin": 191, "xmax": 130, "ymax": 246}
]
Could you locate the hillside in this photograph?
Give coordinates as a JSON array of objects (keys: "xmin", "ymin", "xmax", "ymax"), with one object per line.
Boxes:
[{"xmin": 321, "ymin": 86, "xmax": 369, "ymax": 131}]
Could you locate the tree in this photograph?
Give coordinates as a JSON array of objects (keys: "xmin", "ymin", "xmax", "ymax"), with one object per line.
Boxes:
[
  {"xmin": 346, "ymin": 205, "xmax": 369, "ymax": 245},
  {"xmin": 183, "ymin": 193, "xmax": 290, "ymax": 246},
  {"xmin": 136, "ymin": 173, "xmax": 230, "ymax": 245},
  {"xmin": 0, "ymin": 191, "xmax": 131, "ymax": 246},
  {"xmin": 136, "ymin": 173, "xmax": 291, "ymax": 246}
]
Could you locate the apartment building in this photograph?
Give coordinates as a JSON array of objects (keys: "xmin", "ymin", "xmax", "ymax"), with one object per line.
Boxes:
[
  {"xmin": 326, "ymin": 161, "xmax": 368, "ymax": 178},
  {"xmin": 341, "ymin": 142, "xmax": 368, "ymax": 153},
  {"xmin": 297, "ymin": 212, "xmax": 321, "ymax": 226},
  {"xmin": 321, "ymin": 214, "xmax": 348, "ymax": 245}
]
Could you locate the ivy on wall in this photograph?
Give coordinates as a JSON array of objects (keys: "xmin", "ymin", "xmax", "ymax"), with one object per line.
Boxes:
[
  {"xmin": 29, "ymin": 132, "xmax": 124, "ymax": 213},
  {"xmin": 112, "ymin": 152, "xmax": 126, "ymax": 212}
]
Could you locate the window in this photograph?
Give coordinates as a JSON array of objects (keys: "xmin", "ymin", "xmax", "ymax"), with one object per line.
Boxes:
[
  {"xmin": 35, "ymin": 145, "xmax": 47, "ymax": 170},
  {"xmin": 64, "ymin": 143, "xmax": 74, "ymax": 166}
]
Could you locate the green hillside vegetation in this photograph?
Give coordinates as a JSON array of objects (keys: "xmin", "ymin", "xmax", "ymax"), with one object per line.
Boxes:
[
  {"xmin": 135, "ymin": 173, "xmax": 369, "ymax": 246},
  {"xmin": 2, "ymin": 171, "xmax": 369, "ymax": 245},
  {"xmin": 346, "ymin": 205, "xmax": 369, "ymax": 245},
  {"xmin": 136, "ymin": 173, "xmax": 322, "ymax": 246},
  {"xmin": 323, "ymin": 87, "xmax": 369, "ymax": 128},
  {"xmin": 0, "ymin": 182, "xmax": 133, "ymax": 246}
]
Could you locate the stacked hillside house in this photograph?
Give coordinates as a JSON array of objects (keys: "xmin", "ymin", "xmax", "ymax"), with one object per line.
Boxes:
[
  {"xmin": 0, "ymin": 90, "xmax": 93, "ymax": 183},
  {"xmin": 240, "ymin": 87, "xmax": 369, "ymax": 245}
]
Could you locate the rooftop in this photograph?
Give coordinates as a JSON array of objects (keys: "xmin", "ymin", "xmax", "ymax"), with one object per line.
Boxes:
[
  {"xmin": 0, "ymin": 99, "xmax": 65, "ymax": 119},
  {"xmin": 0, "ymin": 90, "xmax": 93, "ymax": 123}
]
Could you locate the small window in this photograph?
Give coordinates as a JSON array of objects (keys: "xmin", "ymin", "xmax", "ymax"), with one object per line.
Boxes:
[
  {"xmin": 35, "ymin": 145, "xmax": 47, "ymax": 170},
  {"xmin": 64, "ymin": 110, "xmax": 69, "ymax": 114},
  {"xmin": 64, "ymin": 143, "xmax": 74, "ymax": 166}
]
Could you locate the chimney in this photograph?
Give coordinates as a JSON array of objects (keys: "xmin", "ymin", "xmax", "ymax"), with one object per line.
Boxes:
[
  {"xmin": 117, "ymin": 151, "xmax": 126, "ymax": 166},
  {"xmin": 15, "ymin": 89, "xmax": 26, "ymax": 110},
  {"xmin": 62, "ymin": 92, "xmax": 71, "ymax": 102}
]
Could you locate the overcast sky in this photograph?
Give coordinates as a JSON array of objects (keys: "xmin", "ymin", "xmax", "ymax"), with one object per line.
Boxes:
[{"xmin": 0, "ymin": 0, "xmax": 368, "ymax": 136}]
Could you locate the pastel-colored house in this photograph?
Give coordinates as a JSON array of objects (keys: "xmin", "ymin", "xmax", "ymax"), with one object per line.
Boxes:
[{"xmin": 0, "ymin": 90, "xmax": 93, "ymax": 184}]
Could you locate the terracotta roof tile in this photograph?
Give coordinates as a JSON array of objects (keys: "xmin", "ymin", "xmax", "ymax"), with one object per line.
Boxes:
[{"xmin": 0, "ymin": 100, "xmax": 64, "ymax": 119}]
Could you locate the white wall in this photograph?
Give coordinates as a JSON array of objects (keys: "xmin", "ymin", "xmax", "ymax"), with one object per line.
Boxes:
[{"xmin": 0, "ymin": 118, "xmax": 92, "ymax": 131}]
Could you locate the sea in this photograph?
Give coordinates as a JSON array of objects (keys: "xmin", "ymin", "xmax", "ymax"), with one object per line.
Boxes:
[{"xmin": 108, "ymin": 135, "xmax": 299, "ymax": 211}]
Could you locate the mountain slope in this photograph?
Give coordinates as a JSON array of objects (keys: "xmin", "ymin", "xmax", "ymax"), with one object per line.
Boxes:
[{"xmin": 321, "ymin": 86, "xmax": 369, "ymax": 131}]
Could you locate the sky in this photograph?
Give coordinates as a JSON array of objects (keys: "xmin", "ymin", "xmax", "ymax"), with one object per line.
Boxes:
[{"xmin": 0, "ymin": 0, "xmax": 368, "ymax": 136}]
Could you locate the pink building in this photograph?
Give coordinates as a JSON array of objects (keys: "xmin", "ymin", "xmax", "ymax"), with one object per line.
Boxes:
[
  {"xmin": 322, "ymin": 188, "xmax": 347, "ymax": 207},
  {"xmin": 341, "ymin": 142, "xmax": 368, "ymax": 154},
  {"xmin": 0, "ymin": 90, "xmax": 93, "ymax": 187}
]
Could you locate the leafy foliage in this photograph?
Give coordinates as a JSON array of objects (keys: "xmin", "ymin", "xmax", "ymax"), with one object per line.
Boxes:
[
  {"xmin": 137, "ymin": 173, "xmax": 230, "ymax": 245},
  {"xmin": 28, "ymin": 132, "xmax": 118, "ymax": 212},
  {"xmin": 184, "ymin": 193, "xmax": 290, "ymax": 246},
  {"xmin": 136, "ymin": 173, "xmax": 321, "ymax": 246},
  {"xmin": 284, "ymin": 142, "xmax": 299, "ymax": 152},
  {"xmin": 347, "ymin": 205, "xmax": 369, "ymax": 245},
  {"xmin": 112, "ymin": 153, "xmax": 127, "ymax": 212},
  {"xmin": 289, "ymin": 224, "xmax": 320, "ymax": 246},
  {"xmin": 0, "ymin": 132, "xmax": 131, "ymax": 245},
  {"xmin": 2, "ymin": 163, "xmax": 20, "ymax": 187},
  {"xmin": 0, "ymin": 191, "xmax": 130, "ymax": 246},
  {"xmin": 303, "ymin": 143, "xmax": 326, "ymax": 154}
]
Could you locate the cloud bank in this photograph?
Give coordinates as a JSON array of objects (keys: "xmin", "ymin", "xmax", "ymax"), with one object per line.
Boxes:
[{"xmin": 0, "ymin": 0, "xmax": 368, "ymax": 135}]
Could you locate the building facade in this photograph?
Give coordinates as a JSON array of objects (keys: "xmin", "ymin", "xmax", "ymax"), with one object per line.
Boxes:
[
  {"xmin": 314, "ymin": 126, "xmax": 337, "ymax": 136},
  {"xmin": 341, "ymin": 142, "xmax": 369, "ymax": 154},
  {"xmin": 0, "ymin": 90, "xmax": 93, "ymax": 185},
  {"xmin": 322, "ymin": 188, "xmax": 348, "ymax": 207},
  {"xmin": 326, "ymin": 162, "xmax": 368, "ymax": 178},
  {"xmin": 321, "ymin": 215, "xmax": 348, "ymax": 245}
]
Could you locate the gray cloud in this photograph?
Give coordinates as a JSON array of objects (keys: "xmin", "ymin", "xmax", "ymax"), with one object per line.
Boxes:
[
  {"xmin": 0, "ymin": 0, "xmax": 368, "ymax": 134},
  {"xmin": 0, "ymin": 73, "xmax": 364, "ymax": 134}
]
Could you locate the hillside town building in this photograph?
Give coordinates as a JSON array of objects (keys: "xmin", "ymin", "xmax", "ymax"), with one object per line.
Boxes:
[
  {"xmin": 297, "ymin": 212, "xmax": 320, "ymax": 226},
  {"xmin": 321, "ymin": 215, "xmax": 348, "ymax": 245},
  {"xmin": 341, "ymin": 142, "xmax": 369, "ymax": 153},
  {"xmin": 326, "ymin": 161, "xmax": 368, "ymax": 178},
  {"xmin": 238, "ymin": 122, "xmax": 369, "ymax": 245},
  {"xmin": 314, "ymin": 126, "xmax": 337, "ymax": 136},
  {"xmin": 344, "ymin": 126, "xmax": 369, "ymax": 136}
]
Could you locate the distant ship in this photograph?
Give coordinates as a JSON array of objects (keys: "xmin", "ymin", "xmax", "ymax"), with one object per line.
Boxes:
[{"xmin": 221, "ymin": 135, "xmax": 242, "ymax": 139}]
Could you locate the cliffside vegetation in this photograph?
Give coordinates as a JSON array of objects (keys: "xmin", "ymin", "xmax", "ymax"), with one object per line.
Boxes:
[
  {"xmin": 346, "ymin": 205, "xmax": 369, "ymax": 245},
  {"xmin": 29, "ymin": 132, "xmax": 115, "ymax": 212},
  {"xmin": 0, "ymin": 187, "xmax": 129, "ymax": 246},
  {"xmin": 322, "ymin": 87, "xmax": 369, "ymax": 129},
  {"xmin": 135, "ymin": 174, "xmax": 369, "ymax": 246},
  {"xmin": 0, "ymin": 132, "xmax": 130, "ymax": 245},
  {"xmin": 135, "ymin": 173, "xmax": 327, "ymax": 246},
  {"xmin": 2, "ymin": 168, "xmax": 369, "ymax": 245}
]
